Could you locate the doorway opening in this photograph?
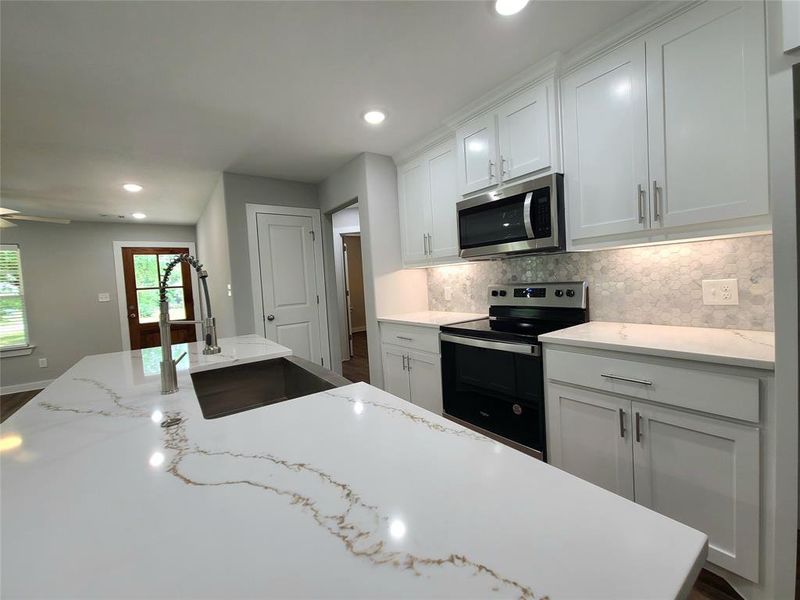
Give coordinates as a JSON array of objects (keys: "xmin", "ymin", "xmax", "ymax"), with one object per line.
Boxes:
[{"xmin": 333, "ymin": 204, "xmax": 369, "ymax": 383}]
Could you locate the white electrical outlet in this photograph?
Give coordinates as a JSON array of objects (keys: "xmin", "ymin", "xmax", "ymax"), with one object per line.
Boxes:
[
  {"xmin": 97, "ymin": 292, "xmax": 110, "ymax": 302},
  {"xmin": 38, "ymin": 358, "xmax": 48, "ymax": 368},
  {"xmin": 702, "ymin": 279, "xmax": 739, "ymax": 305},
  {"xmin": 444, "ymin": 286, "xmax": 453, "ymax": 301}
]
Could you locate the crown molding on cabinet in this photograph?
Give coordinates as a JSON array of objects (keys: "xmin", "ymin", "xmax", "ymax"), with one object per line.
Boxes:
[
  {"xmin": 559, "ymin": 0, "xmax": 703, "ymax": 76},
  {"xmin": 393, "ymin": 1, "xmax": 703, "ymax": 168}
]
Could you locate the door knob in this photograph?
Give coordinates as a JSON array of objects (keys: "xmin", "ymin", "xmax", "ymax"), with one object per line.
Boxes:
[
  {"xmin": 129, "ymin": 313, "xmax": 137, "ymax": 319},
  {"xmin": 267, "ymin": 314, "xmax": 275, "ymax": 321}
]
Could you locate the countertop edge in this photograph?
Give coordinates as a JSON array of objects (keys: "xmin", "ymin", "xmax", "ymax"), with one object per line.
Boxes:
[{"xmin": 539, "ymin": 336, "xmax": 775, "ymax": 371}]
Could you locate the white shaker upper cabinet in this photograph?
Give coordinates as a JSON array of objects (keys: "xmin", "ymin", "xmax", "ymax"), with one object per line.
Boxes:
[
  {"xmin": 427, "ymin": 142, "xmax": 460, "ymax": 260},
  {"xmin": 645, "ymin": 0, "xmax": 769, "ymax": 229},
  {"xmin": 561, "ymin": 40, "xmax": 650, "ymax": 240},
  {"xmin": 497, "ymin": 83, "xmax": 552, "ymax": 182},
  {"xmin": 398, "ymin": 160, "xmax": 432, "ymax": 267},
  {"xmin": 456, "ymin": 113, "xmax": 497, "ymax": 195}
]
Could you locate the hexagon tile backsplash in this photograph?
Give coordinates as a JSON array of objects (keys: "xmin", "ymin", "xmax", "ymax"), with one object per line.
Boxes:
[{"xmin": 427, "ymin": 234, "xmax": 774, "ymax": 331}]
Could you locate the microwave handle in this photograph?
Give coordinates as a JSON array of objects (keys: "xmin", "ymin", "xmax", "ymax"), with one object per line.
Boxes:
[{"xmin": 522, "ymin": 192, "xmax": 535, "ymax": 238}]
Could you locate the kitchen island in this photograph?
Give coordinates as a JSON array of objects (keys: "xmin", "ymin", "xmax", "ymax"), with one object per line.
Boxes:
[{"xmin": 1, "ymin": 335, "xmax": 707, "ymax": 599}]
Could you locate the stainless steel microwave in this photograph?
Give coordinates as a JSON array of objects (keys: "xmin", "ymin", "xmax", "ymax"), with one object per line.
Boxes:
[{"xmin": 457, "ymin": 173, "xmax": 564, "ymax": 259}]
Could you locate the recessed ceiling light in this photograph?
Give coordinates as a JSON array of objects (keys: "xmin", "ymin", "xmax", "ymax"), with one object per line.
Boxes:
[
  {"xmin": 495, "ymin": 0, "xmax": 529, "ymax": 16},
  {"xmin": 132, "ymin": 212, "xmax": 147, "ymax": 220},
  {"xmin": 123, "ymin": 183, "xmax": 143, "ymax": 193},
  {"xmin": 363, "ymin": 110, "xmax": 386, "ymax": 125}
]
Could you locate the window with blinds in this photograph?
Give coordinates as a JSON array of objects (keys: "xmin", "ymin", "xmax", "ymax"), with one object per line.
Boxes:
[{"xmin": 0, "ymin": 244, "xmax": 30, "ymax": 349}]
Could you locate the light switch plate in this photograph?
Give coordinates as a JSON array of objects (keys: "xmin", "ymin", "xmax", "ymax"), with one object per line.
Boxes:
[
  {"xmin": 97, "ymin": 293, "xmax": 110, "ymax": 302},
  {"xmin": 444, "ymin": 286, "xmax": 452, "ymax": 301},
  {"xmin": 38, "ymin": 358, "xmax": 48, "ymax": 368},
  {"xmin": 702, "ymin": 279, "xmax": 739, "ymax": 305}
]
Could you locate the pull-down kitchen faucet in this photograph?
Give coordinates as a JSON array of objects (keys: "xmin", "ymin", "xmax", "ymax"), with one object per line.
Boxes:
[{"xmin": 158, "ymin": 254, "xmax": 221, "ymax": 394}]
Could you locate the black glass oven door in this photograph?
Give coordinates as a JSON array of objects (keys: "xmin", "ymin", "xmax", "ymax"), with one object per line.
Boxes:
[{"xmin": 441, "ymin": 338, "xmax": 546, "ymax": 457}]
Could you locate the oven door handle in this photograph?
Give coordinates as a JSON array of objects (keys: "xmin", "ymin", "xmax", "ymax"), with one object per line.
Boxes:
[
  {"xmin": 440, "ymin": 334, "xmax": 541, "ymax": 357},
  {"xmin": 522, "ymin": 191, "xmax": 535, "ymax": 238}
]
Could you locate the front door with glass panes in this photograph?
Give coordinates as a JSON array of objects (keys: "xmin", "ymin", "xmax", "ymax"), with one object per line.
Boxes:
[{"xmin": 121, "ymin": 247, "xmax": 197, "ymax": 350}]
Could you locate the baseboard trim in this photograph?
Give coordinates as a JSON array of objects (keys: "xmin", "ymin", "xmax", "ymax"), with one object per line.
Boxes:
[{"xmin": 0, "ymin": 379, "xmax": 53, "ymax": 395}]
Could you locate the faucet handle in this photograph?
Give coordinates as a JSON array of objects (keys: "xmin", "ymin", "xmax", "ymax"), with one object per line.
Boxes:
[{"xmin": 173, "ymin": 351, "xmax": 188, "ymax": 366}]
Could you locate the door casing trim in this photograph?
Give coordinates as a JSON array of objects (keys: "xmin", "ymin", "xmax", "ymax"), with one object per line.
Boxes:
[
  {"xmin": 112, "ymin": 240, "xmax": 200, "ymax": 351},
  {"xmin": 245, "ymin": 204, "xmax": 331, "ymax": 368}
]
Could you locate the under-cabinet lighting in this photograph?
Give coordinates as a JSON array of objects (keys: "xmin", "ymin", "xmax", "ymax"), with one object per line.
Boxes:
[{"xmin": 123, "ymin": 183, "xmax": 143, "ymax": 193}]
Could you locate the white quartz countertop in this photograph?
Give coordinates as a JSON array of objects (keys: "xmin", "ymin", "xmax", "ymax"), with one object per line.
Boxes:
[
  {"xmin": 377, "ymin": 310, "xmax": 486, "ymax": 328},
  {"xmin": 539, "ymin": 321, "xmax": 775, "ymax": 370},
  {"xmin": 1, "ymin": 334, "xmax": 706, "ymax": 599}
]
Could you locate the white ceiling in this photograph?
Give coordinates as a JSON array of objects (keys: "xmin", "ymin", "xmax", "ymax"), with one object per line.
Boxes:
[{"xmin": 1, "ymin": 0, "xmax": 649, "ymax": 225}]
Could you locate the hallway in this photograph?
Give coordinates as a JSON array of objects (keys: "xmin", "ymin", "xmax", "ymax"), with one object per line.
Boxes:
[{"xmin": 341, "ymin": 331, "xmax": 369, "ymax": 383}]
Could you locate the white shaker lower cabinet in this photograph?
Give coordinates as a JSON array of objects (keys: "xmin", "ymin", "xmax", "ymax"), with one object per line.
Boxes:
[
  {"xmin": 547, "ymin": 384, "xmax": 634, "ymax": 501},
  {"xmin": 632, "ymin": 402, "xmax": 759, "ymax": 582},
  {"xmin": 379, "ymin": 322, "xmax": 443, "ymax": 415},
  {"xmin": 545, "ymin": 346, "xmax": 765, "ymax": 585}
]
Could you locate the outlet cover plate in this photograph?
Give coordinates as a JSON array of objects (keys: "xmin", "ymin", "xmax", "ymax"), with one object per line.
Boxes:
[
  {"xmin": 702, "ymin": 279, "xmax": 739, "ymax": 305},
  {"xmin": 97, "ymin": 293, "xmax": 110, "ymax": 302}
]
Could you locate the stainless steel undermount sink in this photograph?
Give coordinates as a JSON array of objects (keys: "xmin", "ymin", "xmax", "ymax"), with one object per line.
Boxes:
[{"xmin": 190, "ymin": 356, "xmax": 352, "ymax": 419}]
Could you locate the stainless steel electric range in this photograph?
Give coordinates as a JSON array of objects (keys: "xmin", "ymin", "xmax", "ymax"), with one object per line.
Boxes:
[{"xmin": 440, "ymin": 282, "xmax": 589, "ymax": 460}]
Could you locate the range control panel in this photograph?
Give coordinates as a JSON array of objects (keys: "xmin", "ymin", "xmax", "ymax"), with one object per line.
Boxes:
[{"xmin": 488, "ymin": 282, "xmax": 587, "ymax": 309}]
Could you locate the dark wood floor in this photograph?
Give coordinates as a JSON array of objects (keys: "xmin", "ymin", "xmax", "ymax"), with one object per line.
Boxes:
[
  {"xmin": 0, "ymin": 389, "xmax": 41, "ymax": 423},
  {"xmin": 1, "ymin": 383, "xmax": 798, "ymax": 599},
  {"xmin": 342, "ymin": 331, "xmax": 369, "ymax": 384}
]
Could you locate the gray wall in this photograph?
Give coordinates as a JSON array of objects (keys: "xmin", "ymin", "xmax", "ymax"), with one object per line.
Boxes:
[
  {"xmin": 222, "ymin": 172, "xmax": 319, "ymax": 335},
  {"xmin": 318, "ymin": 153, "xmax": 428, "ymax": 386},
  {"xmin": 0, "ymin": 220, "xmax": 196, "ymax": 388},
  {"xmin": 195, "ymin": 176, "xmax": 236, "ymax": 337}
]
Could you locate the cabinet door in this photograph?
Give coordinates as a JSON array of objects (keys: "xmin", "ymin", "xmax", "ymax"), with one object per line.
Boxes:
[
  {"xmin": 455, "ymin": 113, "xmax": 498, "ymax": 195},
  {"xmin": 426, "ymin": 142, "xmax": 460, "ymax": 261},
  {"xmin": 561, "ymin": 40, "xmax": 650, "ymax": 240},
  {"xmin": 546, "ymin": 384, "xmax": 634, "ymax": 500},
  {"xmin": 645, "ymin": 1, "xmax": 768, "ymax": 229},
  {"xmin": 398, "ymin": 160, "xmax": 432, "ymax": 266},
  {"xmin": 408, "ymin": 350, "xmax": 443, "ymax": 415},
  {"xmin": 497, "ymin": 83, "xmax": 551, "ymax": 182},
  {"xmin": 381, "ymin": 344, "xmax": 411, "ymax": 402},
  {"xmin": 632, "ymin": 402, "xmax": 759, "ymax": 581}
]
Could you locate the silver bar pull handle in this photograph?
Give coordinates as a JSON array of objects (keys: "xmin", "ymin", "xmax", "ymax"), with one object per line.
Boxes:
[
  {"xmin": 619, "ymin": 408, "xmax": 626, "ymax": 438},
  {"xmin": 427, "ymin": 233, "xmax": 432, "ymax": 255},
  {"xmin": 652, "ymin": 180, "xmax": 661, "ymax": 222},
  {"xmin": 635, "ymin": 412, "xmax": 643, "ymax": 443},
  {"xmin": 601, "ymin": 373, "xmax": 653, "ymax": 386},
  {"xmin": 397, "ymin": 336, "xmax": 414, "ymax": 341},
  {"xmin": 423, "ymin": 233, "xmax": 428, "ymax": 256},
  {"xmin": 637, "ymin": 184, "xmax": 646, "ymax": 223},
  {"xmin": 488, "ymin": 160, "xmax": 495, "ymax": 180},
  {"xmin": 402, "ymin": 355, "xmax": 407, "ymax": 371},
  {"xmin": 406, "ymin": 355, "xmax": 412, "ymax": 372}
]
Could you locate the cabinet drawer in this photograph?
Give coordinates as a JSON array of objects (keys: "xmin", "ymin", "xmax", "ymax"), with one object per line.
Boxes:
[
  {"xmin": 545, "ymin": 348, "xmax": 759, "ymax": 423},
  {"xmin": 379, "ymin": 323, "xmax": 440, "ymax": 354}
]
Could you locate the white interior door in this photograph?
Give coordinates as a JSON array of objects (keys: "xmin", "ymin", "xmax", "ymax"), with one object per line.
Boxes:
[
  {"xmin": 256, "ymin": 212, "xmax": 323, "ymax": 364},
  {"xmin": 546, "ymin": 384, "xmax": 634, "ymax": 500},
  {"xmin": 497, "ymin": 83, "xmax": 551, "ymax": 181},
  {"xmin": 561, "ymin": 40, "xmax": 650, "ymax": 240},
  {"xmin": 632, "ymin": 401, "xmax": 760, "ymax": 581},
  {"xmin": 645, "ymin": 0, "xmax": 769, "ymax": 228}
]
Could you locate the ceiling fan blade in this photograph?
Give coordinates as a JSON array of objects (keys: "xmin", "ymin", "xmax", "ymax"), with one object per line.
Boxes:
[
  {"xmin": 0, "ymin": 207, "xmax": 20, "ymax": 216},
  {"xmin": 4, "ymin": 215, "xmax": 71, "ymax": 224},
  {"xmin": 0, "ymin": 218, "xmax": 18, "ymax": 228}
]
